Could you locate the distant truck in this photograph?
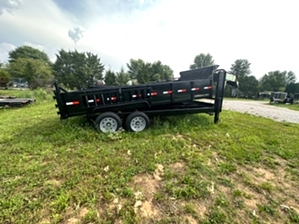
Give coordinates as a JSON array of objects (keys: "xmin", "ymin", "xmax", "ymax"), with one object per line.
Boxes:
[{"xmin": 53, "ymin": 65, "xmax": 236, "ymax": 133}]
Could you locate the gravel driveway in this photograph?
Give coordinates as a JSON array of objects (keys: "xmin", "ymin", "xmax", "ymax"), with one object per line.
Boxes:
[{"xmin": 222, "ymin": 100, "xmax": 299, "ymax": 124}]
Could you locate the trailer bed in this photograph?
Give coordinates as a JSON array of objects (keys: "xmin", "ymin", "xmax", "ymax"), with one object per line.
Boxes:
[{"xmin": 0, "ymin": 96, "xmax": 36, "ymax": 108}]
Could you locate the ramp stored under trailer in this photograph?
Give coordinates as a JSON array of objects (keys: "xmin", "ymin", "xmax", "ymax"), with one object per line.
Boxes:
[{"xmin": 53, "ymin": 65, "xmax": 229, "ymax": 133}]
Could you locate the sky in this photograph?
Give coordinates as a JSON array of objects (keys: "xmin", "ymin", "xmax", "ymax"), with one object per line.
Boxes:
[{"xmin": 0, "ymin": 0, "xmax": 298, "ymax": 80}]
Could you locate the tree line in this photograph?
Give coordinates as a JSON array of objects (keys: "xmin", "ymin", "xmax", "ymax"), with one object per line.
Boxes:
[
  {"xmin": 0, "ymin": 46, "xmax": 174, "ymax": 89},
  {"xmin": 188, "ymin": 53, "xmax": 298, "ymax": 97},
  {"xmin": 225, "ymin": 59, "xmax": 297, "ymax": 98},
  {"xmin": 0, "ymin": 46, "xmax": 298, "ymax": 97}
]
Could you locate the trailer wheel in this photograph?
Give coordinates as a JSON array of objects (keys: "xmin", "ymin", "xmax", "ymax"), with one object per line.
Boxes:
[
  {"xmin": 95, "ymin": 112, "xmax": 122, "ymax": 133},
  {"xmin": 126, "ymin": 111, "xmax": 149, "ymax": 132}
]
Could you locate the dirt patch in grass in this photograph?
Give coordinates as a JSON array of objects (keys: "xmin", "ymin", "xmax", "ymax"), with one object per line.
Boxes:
[
  {"xmin": 183, "ymin": 215, "xmax": 198, "ymax": 224},
  {"xmin": 39, "ymin": 218, "xmax": 50, "ymax": 224},
  {"xmin": 169, "ymin": 162, "xmax": 185, "ymax": 170},
  {"xmin": 65, "ymin": 207, "xmax": 89, "ymax": 224},
  {"xmin": 223, "ymin": 162, "xmax": 299, "ymax": 222},
  {"xmin": 46, "ymin": 178, "xmax": 62, "ymax": 187},
  {"xmin": 252, "ymin": 167, "xmax": 275, "ymax": 181},
  {"xmin": 217, "ymin": 184, "xmax": 231, "ymax": 196},
  {"xmin": 181, "ymin": 200, "xmax": 208, "ymax": 220},
  {"xmin": 168, "ymin": 162, "xmax": 186, "ymax": 176},
  {"xmin": 162, "ymin": 133, "xmax": 189, "ymax": 141},
  {"xmin": 208, "ymin": 151, "xmax": 224, "ymax": 167},
  {"xmin": 195, "ymin": 201, "xmax": 208, "ymax": 218},
  {"xmin": 129, "ymin": 164, "xmax": 164, "ymax": 219},
  {"xmin": 235, "ymin": 182, "xmax": 261, "ymax": 208},
  {"xmin": 103, "ymin": 164, "xmax": 165, "ymax": 222}
]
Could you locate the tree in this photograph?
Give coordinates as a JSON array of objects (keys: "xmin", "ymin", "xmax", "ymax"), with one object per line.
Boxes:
[
  {"xmin": 0, "ymin": 69, "xmax": 10, "ymax": 88},
  {"xmin": 9, "ymin": 58, "xmax": 53, "ymax": 89},
  {"xmin": 190, "ymin": 53, "xmax": 214, "ymax": 69},
  {"xmin": 230, "ymin": 59, "xmax": 251, "ymax": 78},
  {"xmin": 53, "ymin": 50, "xmax": 104, "ymax": 89},
  {"xmin": 230, "ymin": 59, "xmax": 252, "ymax": 97},
  {"xmin": 286, "ymin": 71, "xmax": 296, "ymax": 85},
  {"xmin": 7, "ymin": 46, "xmax": 53, "ymax": 89},
  {"xmin": 161, "ymin": 65, "xmax": 174, "ymax": 80},
  {"xmin": 238, "ymin": 75, "xmax": 259, "ymax": 98},
  {"xmin": 127, "ymin": 59, "xmax": 151, "ymax": 84},
  {"xmin": 116, "ymin": 67, "xmax": 130, "ymax": 86},
  {"xmin": 85, "ymin": 52, "xmax": 105, "ymax": 87},
  {"xmin": 8, "ymin": 45, "xmax": 52, "ymax": 66},
  {"xmin": 150, "ymin": 61, "xmax": 174, "ymax": 81},
  {"xmin": 259, "ymin": 70, "xmax": 287, "ymax": 92},
  {"xmin": 285, "ymin": 71, "xmax": 298, "ymax": 93},
  {"xmin": 104, "ymin": 69, "xmax": 117, "ymax": 86},
  {"xmin": 127, "ymin": 59, "xmax": 174, "ymax": 84},
  {"xmin": 285, "ymin": 82, "xmax": 299, "ymax": 94}
]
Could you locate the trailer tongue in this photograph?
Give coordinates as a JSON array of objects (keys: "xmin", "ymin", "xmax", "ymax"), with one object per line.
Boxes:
[{"xmin": 53, "ymin": 65, "xmax": 232, "ymax": 133}]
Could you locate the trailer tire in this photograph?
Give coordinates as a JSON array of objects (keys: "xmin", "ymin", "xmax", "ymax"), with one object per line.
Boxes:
[
  {"xmin": 125, "ymin": 111, "xmax": 150, "ymax": 132},
  {"xmin": 95, "ymin": 112, "xmax": 122, "ymax": 133}
]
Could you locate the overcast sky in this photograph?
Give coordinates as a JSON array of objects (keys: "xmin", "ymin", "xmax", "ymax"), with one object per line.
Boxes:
[{"xmin": 0, "ymin": 0, "xmax": 298, "ymax": 79}]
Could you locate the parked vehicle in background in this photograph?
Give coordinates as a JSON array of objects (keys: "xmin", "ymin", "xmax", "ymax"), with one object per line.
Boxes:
[{"xmin": 270, "ymin": 92, "xmax": 294, "ymax": 104}]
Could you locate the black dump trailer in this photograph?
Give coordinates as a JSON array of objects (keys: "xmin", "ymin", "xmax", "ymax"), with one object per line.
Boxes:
[{"xmin": 53, "ymin": 65, "xmax": 231, "ymax": 133}]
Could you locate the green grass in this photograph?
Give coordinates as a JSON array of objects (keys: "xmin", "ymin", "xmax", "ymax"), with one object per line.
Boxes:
[
  {"xmin": 268, "ymin": 102, "xmax": 299, "ymax": 111},
  {"xmin": 0, "ymin": 88, "xmax": 53, "ymax": 102},
  {"xmin": 1, "ymin": 89, "xmax": 299, "ymax": 223},
  {"xmin": 224, "ymin": 97, "xmax": 269, "ymax": 102}
]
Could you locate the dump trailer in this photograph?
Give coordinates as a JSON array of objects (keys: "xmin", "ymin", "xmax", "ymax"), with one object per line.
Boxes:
[{"xmin": 53, "ymin": 65, "xmax": 230, "ymax": 133}]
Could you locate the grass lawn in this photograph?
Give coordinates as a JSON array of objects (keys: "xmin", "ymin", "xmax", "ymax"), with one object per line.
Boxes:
[
  {"xmin": 268, "ymin": 102, "xmax": 299, "ymax": 111},
  {"xmin": 1, "ymin": 89, "xmax": 299, "ymax": 224}
]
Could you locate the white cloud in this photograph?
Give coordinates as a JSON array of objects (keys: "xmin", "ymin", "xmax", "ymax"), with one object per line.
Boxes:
[
  {"xmin": 23, "ymin": 42, "xmax": 44, "ymax": 51},
  {"xmin": 0, "ymin": 0, "xmax": 23, "ymax": 15},
  {"xmin": 0, "ymin": 42, "xmax": 15, "ymax": 51},
  {"xmin": 0, "ymin": 0, "xmax": 83, "ymax": 61},
  {"xmin": 68, "ymin": 27, "xmax": 85, "ymax": 43},
  {"xmin": 0, "ymin": 42, "xmax": 16, "ymax": 62}
]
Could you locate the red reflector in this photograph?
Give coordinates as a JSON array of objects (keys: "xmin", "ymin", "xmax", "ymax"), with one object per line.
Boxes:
[
  {"xmin": 96, "ymin": 99, "xmax": 100, "ymax": 102},
  {"xmin": 178, "ymin": 89, "xmax": 187, "ymax": 93},
  {"xmin": 73, "ymin": 101, "xmax": 79, "ymax": 105},
  {"xmin": 151, "ymin": 92, "xmax": 158, "ymax": 96},
  {"xmin": 111, "ymin": 97, "xmax": 117, "ymax": 100},
  {"xmin": 204, "ymin": 86, "xmax": 212, "ymax": 90},
  {"xmin": 163, "ymin": 90, "xmax": 172, "ymax": 94}
]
